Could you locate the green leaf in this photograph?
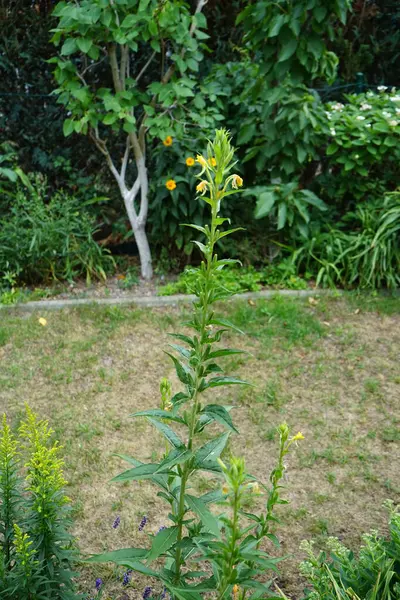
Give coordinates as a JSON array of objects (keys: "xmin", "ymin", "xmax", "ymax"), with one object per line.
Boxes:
[
  {"xmin": 326, "ymin": 143, "xmax": 338, "ymax": 156},
  {"xmin": 63, "ymin": 119, "xmax": 75, "ymax": 137},
  {"xmin": 148, "ymin": 418, "xmax": 185, "ymax": 449},
  {"xmin": 86, "ymin": 547, "xmax": 147, "ymax": 565},
  {"xmin": 205, "ymin": 376, "xmax": 250, "ymax": 389},
  {"xmin": 130, "ymin": 409, "xmax": 185, "ymax": 424},
  {"xmin": 277, "ymin": 203, "xmax": 287, "ymax": 230},
  {"xmin": 61, "ymin": 37, "xmax": 77, "ymax": 56},
  {"xmin": 156, "ymin": 447, "xmax": 193, "ymax": 472},
  {"xmin": 269, "ymin": 14, "xmax": 286, "ymax": 37},
  {"xmin": 112, "ymin": 463, "xmax": 160, "ymax": 483},
  {"xmin": 165, "ymin": 352, "xmax": 193, "ymax": 386},
  {"xmin": 255, "ymin": 191, "xmax": 276, "ymax": 219},
  {"xmin": 201, "ymin": 405, "xmax": 238, "ymax": 433},
  {"xmin": 147, "ymin": 526, "xmax": 179, "ymax": 563},
  {"xmin": 207, "ymin": 348, "xmax": 245, "ymax": 359},
  {"xmin": 193, "ymin": 433, "xmax": 229, "ymax": 471},
  {"xmin": 237, "ymin": 123, "xmax": 257, "ymax": 145},
  {"xmin": 185, "ymin": 494, "xmax": 220, "ymax": 536},
  {"xmin": 76, "ymin": 38, "xmax": 93, "ymax": 54},
  {"xmin": 209, "ymin": 318, "xmax": 244, "ymax": 335},
  {"xmin": 168, "ymin": 333, "xmax": 195, "ymax": 348},
  {"xmin": 278, "ymin": 37, "xmax": 297, "ymax": 62}
]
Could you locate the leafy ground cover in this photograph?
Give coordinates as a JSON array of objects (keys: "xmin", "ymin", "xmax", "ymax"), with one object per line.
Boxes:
[{"xmin": 0, "ymin": 294, "xmax": 399, "ymax": 598}]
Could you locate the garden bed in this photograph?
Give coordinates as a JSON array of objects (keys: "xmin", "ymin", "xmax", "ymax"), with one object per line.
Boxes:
[{"xmin": 1, "ymin": 294, "xmax": 399, "ymax": 598}]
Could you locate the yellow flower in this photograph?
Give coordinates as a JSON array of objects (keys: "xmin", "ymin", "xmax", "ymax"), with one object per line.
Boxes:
[
  {"xmin": 186, "ymin": 156, "xmax": 195, "ymax": 167},
  {"xmin": 208, "ymin": 157, "xmax": 217, "ymax": 167},
  {"xmin": 196, "ymin": 180, "xmax": 208, "ymax": 194},
  {"xmin": 248, "ymin": 482, "xmax": 261, "ymax": 494},
  {"xmin": 233, "ymin": 584, "xmax": 240, "ymax": 599},
  {"xmin": 163, "ymin": 136, "xmax": 173, "ymax": 147},
  {"xmin": 222, "ymin": 483, "xmax": 229, "ymax": 495},
  {"xmin": 231, "ymin": 174, "xmax": 243, "ymax": 189},
  {"xmin": 166, "ymin": 179, "xmax": 177, "ymax": 191},
  {"xmin": 164, "ymin": 401, "xmax": 173, "ymax": 412},
  {"xmin": 196, "ymin": 154, "xmax": 207, "ymax": 167},
  {"xmin": 38, "ymin": 317, "xmax": 47, "ymax": 327},
  {"xmin": 292, "ymin": 432, "xmax": 305, "ymax": 441}
]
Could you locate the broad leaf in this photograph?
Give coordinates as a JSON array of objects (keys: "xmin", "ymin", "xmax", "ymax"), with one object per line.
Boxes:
[
  {"xmin": 193, "ymin": 432, "xmax": 229, "ymax": 471},
  {"xmin": 185, "ymin": 494, "xmax": 220, "ymax": 536},
  {"xmin": 85, "ymin": 547, "xmax": 147, "ymax": 565},
  {"xmin": 147, "ymin": 526, "xmax": 179, "ymax": 563},
  {"xmin": 148, "ymin": 418, "xmax": 185, "ymax": 449},
  {"xmin": 201, "ymin": 404, "xmax": 238, "ymax": 433}
]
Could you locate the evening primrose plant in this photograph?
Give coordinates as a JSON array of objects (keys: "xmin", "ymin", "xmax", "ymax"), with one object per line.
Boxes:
[{"xmin": 88, "ymin": 130, "xmax": 303, "ymax": 599}]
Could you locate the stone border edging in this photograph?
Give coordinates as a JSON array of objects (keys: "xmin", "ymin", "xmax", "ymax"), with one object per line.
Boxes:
[{"xmin": 0, "ymin": 289, "xmax": 335, "ymax": 312}]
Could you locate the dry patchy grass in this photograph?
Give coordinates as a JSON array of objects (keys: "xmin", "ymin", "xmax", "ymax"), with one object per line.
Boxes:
[{"xmin": 0, "ymin": 294, "xmax": 399, "ymax": 598}]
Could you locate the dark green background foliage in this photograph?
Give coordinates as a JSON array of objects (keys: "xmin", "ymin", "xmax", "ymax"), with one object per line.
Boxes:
[{"xmin": 0, "ymin": 0, "xmax": 399, "ymax": 289}]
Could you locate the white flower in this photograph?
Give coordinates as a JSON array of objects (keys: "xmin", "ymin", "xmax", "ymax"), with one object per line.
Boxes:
[
  {"xmin": 356, "ymin": 115, "xmax": 366, "ymax": 121},
  {"xmin": 389, "ymin": 120, "xmax": 398, "ymax": 127},
  {"xmin": 361, "ymin": 103, "xmax": 372, "ymax": 110},
  {"xmin": 355, "ymin": 154, "xmax": 360, "ymax": 159},
  {"xmin": 331, "ymin": 102, "xmax": 344, "ymax": 112},
  {"xmin": 330, "ymin": 128, "xmax": 336, "ymax": 136},
  {"xmin": 390, "ymin": 96, "xmax": 400, "ymax": 102},
  {"xmin": 325, "ymin": 111, "xmax": 332, "ymax": 120},
  {"xmin": 366, "ymin": 123, "xmax": 372, "ymax": 128},
  {"xmin": 377, "ymin": 85, "xmax": 387, "ymax": 92},
  {"xmin": 382, "ymin": 111, "xmax": 391, "ymax": 118}
]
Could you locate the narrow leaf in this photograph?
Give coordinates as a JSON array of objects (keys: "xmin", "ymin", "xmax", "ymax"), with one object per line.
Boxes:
[
  {"xmin": 185, "ymin": 494, "xmax": 220, "ymax": 536},
  {"xmin": 148, "ymin": 418, "xmax": 185, "ymax": 449},
  {"xmin": 147, "ymin": 526, "xmax": 179, "ymax": 563}
]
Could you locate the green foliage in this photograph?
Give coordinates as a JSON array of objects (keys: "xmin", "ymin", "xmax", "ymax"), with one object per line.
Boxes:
[
  {"xmin": 0, "ymin": 407, "xmax": 80, "ymax": 600},
  {"xmin": 88, "ymin": 130, "xmax": 302, "ymax": 599},
  {"xmin": 321, "ymin": 90, "xmax": 400, "ymax": 203},
  {"xmin": 299, "ymin": 501, "xmax": 400, "ymax": 600},
  {"xmin": 159, "ymin": 264, "xmax": 307, "ymax": 296},
  {"xmin": 249, "ymin": 182, "xmax": 327, "ymax": 239},
  {"xmin": 292, "ymin": 193, "xmax": 400, "ymax": 289},
  {"xmin": 0, "ymin": 176, "xmax": 114, "ymax": 286},
  {"xmin": 238, "ymin": 0, "xmax": 350, "ymax": 84}
]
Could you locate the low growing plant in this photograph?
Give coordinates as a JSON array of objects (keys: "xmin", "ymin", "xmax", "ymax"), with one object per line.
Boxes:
[
  {"xmin": 88, "ymin": 130, "xmax": 304, "ymax": 599},
  {"xmin": 0, "ymin": 407, "xmax": 80, "ymax": 599},
  {"xmin": 298, "ymin": 501, "xmax": 400, "ymax": 600}
]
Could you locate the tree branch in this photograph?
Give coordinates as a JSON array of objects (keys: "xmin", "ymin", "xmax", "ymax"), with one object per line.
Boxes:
[
  {"xmin": 108, "ymin": 44, "xmax": 122, "ymax": 93},
  {"xmin": 120, "ymin": 135, "xmax": 130, "ymax": 182},
  {"xmin": 120, "ymin": 45, "xmax": 129, "ymax": 90},
  {"xmin": 136, "ymin": 51, "xmax": 157, "ymax": 84}
]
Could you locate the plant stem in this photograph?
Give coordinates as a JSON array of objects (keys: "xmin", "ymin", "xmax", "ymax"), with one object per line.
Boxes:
[{"xmin": 173, "ymin": 199, "xmax": 218, "ymax": 583}]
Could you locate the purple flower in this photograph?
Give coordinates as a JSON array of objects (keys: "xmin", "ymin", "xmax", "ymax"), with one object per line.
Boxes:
[
  {"xmin": 139, "ymin": 515, "xmax": 148, "ymax": 531},
  {"xmin": 112, "ymin": 515, "xmax": 121, "ymax": 529},
  {"xmin": 143, "ymin": 586, "xmax": 152, "ymax": 599},
  {"xmin": 157, "ymin": 526, "xmax": 166, "ymax": 534},
  {"xmin": 122, "ymin": 571, "xmax": 132, "ymax": 586},
  {"xmin": 161, "ymin": 587, "xmax": 167, "ymax": 599},
  {"xmin": 95, "ymin": 578, "xmax": 103, "ymax": 591}
]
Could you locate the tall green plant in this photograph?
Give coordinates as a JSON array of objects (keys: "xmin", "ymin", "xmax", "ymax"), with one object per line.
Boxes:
[
  {"xmin": 88, "ymin": 130, "xmax": 304, "ymax": 599},
  {"xmin": 0, "ymin": 407, "xmax": 80, "ymax": 600}
]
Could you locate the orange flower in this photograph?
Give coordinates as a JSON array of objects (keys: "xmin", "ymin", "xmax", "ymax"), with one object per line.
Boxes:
[
  {"xmin": 166, "ymin": 179, "xmax": 177, "ymax": 191},
  {"xmin": 163, "ymin": 136, "xmax": 173, "ymax": 147},
  {"xmin": 232, "ymin": 584, "xmax": 239, "ymax": 599},
  {"xmin": 208, "ymin": 157, "xmax": 217, "ymax": 167},
  {"xmin": 186, "ymin": 156, "xmax": 195, "ymax": 167}
]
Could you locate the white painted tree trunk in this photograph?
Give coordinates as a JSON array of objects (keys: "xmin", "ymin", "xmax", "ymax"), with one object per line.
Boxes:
[{"xmin": 133, "ymin": 224, "xmax": 153, "ymax": 280}]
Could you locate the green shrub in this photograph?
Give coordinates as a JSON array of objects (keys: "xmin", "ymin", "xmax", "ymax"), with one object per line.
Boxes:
[
  {"xmin": 0, "ymin": 176, "xmax": 114, "ymax": 285},
  {"xmin": 0, "ymin": 407, "xmax": 80, "ymax": 600},
  {"xmin": 292, "ymin": 192, "xmax": 400, "ymax": 289},
  {"xmin": 158, "ymin": 264, "xmax": 308, "ymax": 296},
  {"xmin": 299, "ymin": 501, "xmax": 400, "ymax": 600},
  {"xmin": 321, "ymin": 90, "xmax": 400, "ymax": 204}
]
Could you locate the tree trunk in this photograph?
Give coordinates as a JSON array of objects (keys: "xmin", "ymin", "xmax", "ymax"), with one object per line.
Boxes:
[{"xmin": 133, "ymin": 223, "xmax": 153, "ymax": 280}]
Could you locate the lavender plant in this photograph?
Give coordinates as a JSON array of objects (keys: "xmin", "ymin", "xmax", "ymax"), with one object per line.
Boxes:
[{"xmin": 89, "ymin": 130, "xmax": 303, "ymax": 599}]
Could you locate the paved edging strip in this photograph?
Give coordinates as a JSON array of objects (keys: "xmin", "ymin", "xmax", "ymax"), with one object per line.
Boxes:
[{"xmin": 0, "ymin": 289, "xmax": 336, "ymax": 312}]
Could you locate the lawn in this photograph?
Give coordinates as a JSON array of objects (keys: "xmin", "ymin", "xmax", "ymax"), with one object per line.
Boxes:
[{"xmin": 0, "ymin": 294, "xmax": 399, "ymax": 598}]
